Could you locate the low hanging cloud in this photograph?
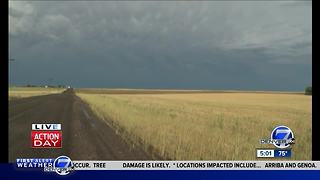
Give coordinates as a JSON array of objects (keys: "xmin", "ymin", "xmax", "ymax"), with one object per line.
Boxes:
[{"xmin": 9, "ymin": 1, "xmax": 312, "ymax": 91}]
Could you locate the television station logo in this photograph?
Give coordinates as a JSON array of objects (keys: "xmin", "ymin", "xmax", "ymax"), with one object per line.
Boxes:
[
  {"xmin": 44, "ymin": 156, "xmax": 74, "ymax": 175},
  {"xmin": 257, "ymin": 125, "xmax": 295, "ymax": 158},
  {"xmin": 270, "ymin": 126, "xmax": 295, "ymax": 149},
  {"xmin": 31, "ymin": 124, "xmax": 62, "ymax": 148},
  {"xmin": 260, "ymin": 125, "xmax": 295, "ymax": 149},
  {"xmin": 16, "ymin": 155, "xmax": 75, "ymax": 176}
]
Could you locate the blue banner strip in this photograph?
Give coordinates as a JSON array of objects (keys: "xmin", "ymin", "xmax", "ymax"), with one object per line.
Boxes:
[{"xmin": 1, "ymin": 164, "xmax": 320, "ymax": 180}]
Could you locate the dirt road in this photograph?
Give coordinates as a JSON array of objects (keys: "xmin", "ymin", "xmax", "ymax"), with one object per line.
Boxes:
[{"xmin": 9, "ymin": 89, "xmax": 151, "ymax": 162}]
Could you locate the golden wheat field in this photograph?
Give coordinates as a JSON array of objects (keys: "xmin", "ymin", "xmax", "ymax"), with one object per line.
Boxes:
[
  {"xmin": 9, "ymin": 87, "xmax": 64, "ymax": 100},
  {"xmin": 77, "ymin": 91, "xmax": 312, "ymax": 160}
]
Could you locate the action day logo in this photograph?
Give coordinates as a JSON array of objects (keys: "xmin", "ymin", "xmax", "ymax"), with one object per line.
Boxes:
[{"xmin": 31, "ymin": 124, "xmax": 62, "ymax": 148}]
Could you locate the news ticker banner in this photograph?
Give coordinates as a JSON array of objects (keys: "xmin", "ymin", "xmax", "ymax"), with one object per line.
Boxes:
[
  {"xmin": 69, "ymin": 161, "xmax": 320, "ymax": 170},
  {"xmin": 16, "ymin": 159, "xmax": 320, "ymax": 172}
]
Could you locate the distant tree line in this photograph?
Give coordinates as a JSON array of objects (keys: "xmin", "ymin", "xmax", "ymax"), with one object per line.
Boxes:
[
  {"xmin": 305, "ymin": 86, "xmax": 312, "ymax": 95},
  {"xmin": 24, "ymin": 84, "xmax": 67, "ymax": 88},
  {"xmin": 25, "ymin": 84, "xmax": 38, "ymax": 87}
]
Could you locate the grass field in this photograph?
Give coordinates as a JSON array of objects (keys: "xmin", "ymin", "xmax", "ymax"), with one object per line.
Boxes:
[
  {"xmin": 77, "ymin": 90, "xmax": 312, "ymax": 160},
  {"xmin": 75, "ymin": 88, "xmax": 304, "ymax": 95},
  {"xmin": 9, "ymin": 87, "xmax": 64, "ymax": 100}
]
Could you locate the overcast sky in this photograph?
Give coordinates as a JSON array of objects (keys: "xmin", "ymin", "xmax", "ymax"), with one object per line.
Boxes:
[{"xmin": 9, "ymin": 1, "xmax": 312, "ymax": 91}]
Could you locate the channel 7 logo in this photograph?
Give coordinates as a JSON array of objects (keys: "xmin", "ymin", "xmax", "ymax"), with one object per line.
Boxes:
[
  {"xmin": 271, "ymin": 126, "xmax": 295, "ymax": 149},
  {"xmin": 31, "ymin": 124, "xmax": 62, "ymax": 148},
  {"xmin": 260, "ymin": 125, "xmax": 295, "ymax": 149},
  {"xmin": 53, "ymin": 156, "xmax": 74, "ymax": 175}
]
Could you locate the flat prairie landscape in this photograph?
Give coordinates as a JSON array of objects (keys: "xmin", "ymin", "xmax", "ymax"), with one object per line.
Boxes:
[
  {"xmin": 77, "ymin": 89, "xmax": 312, "ymax": 160},
  {"xmin": 9, "ymin": 87, "xmax": 64, "ymax": 100}
]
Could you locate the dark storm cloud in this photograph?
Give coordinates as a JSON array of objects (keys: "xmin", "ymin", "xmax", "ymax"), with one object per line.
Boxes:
[{"xmin": 9, "ymin": 1, "xmax": 312, "ymax": 91}]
